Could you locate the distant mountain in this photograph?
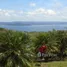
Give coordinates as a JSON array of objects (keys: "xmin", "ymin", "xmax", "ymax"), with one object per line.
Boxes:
[{"xmin": 0, "ymin": 21, "xmax": 67, "ymax": 26}]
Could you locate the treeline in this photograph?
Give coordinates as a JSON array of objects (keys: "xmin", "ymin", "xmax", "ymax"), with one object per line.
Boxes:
[{"xmin": 0, "ymin": 28, "xmax": 67, "ymax": 66}]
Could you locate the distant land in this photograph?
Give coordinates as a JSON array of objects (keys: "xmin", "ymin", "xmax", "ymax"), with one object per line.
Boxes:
[{"xmin": 0, "ymin": 21, "xmax": 67, "ymax": 26}]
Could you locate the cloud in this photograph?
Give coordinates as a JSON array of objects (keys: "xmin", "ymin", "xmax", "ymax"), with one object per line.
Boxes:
[
  {"xmin": 57, "ymin": 7, "xmax": 67, "ymax": 20},
  {"xmin": 29, "ymin": 3, "xmax": 36, "ymax": 7},
  {"xmin": 47, "ymin": 10, "xmax": 56, "ymax": 15},
  {"xmin": 25, "ymin": 7, "xmax": 67, "ymax": 21},
  {"xmin": 0, "ymin": 7, "xmax": 67, "ymax": 22},
  {"xmin": 0, "ymin": 9, "xmax": 23, "ymax": 17},
  {"xmin": 27, "ymin": 8, "xmax": 56, "ymax": 16},
  {"xmin": 18, "ymin": 11, "xmax": 23, "ymax": 14},
  {"xmin": 4, "ymin": 13, "xmax": 10, "ymax": 16}
]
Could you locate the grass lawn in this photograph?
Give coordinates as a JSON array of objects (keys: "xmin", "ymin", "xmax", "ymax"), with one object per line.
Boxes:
[{"xmin": 36, "ymin": 61, "xmax": 67, "ymax": 67}]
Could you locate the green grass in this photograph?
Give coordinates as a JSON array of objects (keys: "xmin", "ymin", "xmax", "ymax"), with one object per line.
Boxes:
[{"xmin": 36, "ymin": 61, "xmax": 67, "ymax": 67}]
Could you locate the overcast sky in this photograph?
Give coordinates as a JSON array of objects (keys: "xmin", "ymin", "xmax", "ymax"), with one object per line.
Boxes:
[{"xmin": 0, "ymin": 0, "xmax": 67, "ymax": 22}]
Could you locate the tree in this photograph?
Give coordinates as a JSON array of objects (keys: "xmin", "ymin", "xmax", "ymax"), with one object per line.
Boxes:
[
  {"xmin": 57, "ymin": 31, "xmax": 67, "ymax": 60},
  {"xmin": 34, "ymin": 33, "xmax": 48, "ymax": 53},
  {"xmin": 47, "ymin": 30, "xmax": 59, "ymax": 53},
  {"xmin": 0, "ymin": 30, "xmax": 32, "ymax": 67}
]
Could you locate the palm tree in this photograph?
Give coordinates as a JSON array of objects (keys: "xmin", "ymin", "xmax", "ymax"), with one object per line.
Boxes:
[
  {"xmin": 0, "ymin": 30, "xmax": 32, "ymax": 67},
  {"xmin": 57, "ymin": 31, "xmax": 67, "ymax": 60},
  {"xmin": 34, "ymin": 33, "xmax": 48, "ymax": 50},
  {"xmin": 34, "ymin": 30, "xmax": 59, "ymax": 61},
  {"xmin": 34, "ymin": 30, "xmax": 58, "ymax": 53},
  {"xmin": 47, "ymin": 30, "xmax": 59, "ymax": 53}
]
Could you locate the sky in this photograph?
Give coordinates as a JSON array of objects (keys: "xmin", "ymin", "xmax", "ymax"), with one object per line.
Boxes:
[{"xmin": 0, "ymin": 0, "xmax": 67, "ymax": 22}]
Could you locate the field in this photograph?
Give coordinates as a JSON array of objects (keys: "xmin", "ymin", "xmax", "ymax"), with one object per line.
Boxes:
[{"xmin": 36, "ymin": 61, "xmax": 67, "ymax": 67}]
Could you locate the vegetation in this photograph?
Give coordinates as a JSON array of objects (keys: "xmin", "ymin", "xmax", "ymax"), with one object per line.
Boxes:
[
  {"xmin": 0, "ymin": 28, "xmax": 67, "ymax": 67},
  {"xmin": 0, "ymin": 29, "xmax": 32, "ymax": 67},
  {"xmin": 40, "ymin": 61, "xmax": 67, "ymax": 67}
]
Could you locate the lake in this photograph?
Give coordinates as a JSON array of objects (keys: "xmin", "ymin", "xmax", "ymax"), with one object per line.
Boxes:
[{"xmin": 0, "ymin": 24, "xmax": 67, "ymax": 32}]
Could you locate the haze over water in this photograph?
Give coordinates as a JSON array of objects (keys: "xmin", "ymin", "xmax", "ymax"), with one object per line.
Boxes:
[{"xmin": 0, "ymin": 22, "xmax": 67, "ymax": 32}]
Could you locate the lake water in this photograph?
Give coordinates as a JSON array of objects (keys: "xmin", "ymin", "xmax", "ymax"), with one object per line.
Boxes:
[{"xmin": 0, "ymin": 25, "xmax": 67, "ymax": 32}]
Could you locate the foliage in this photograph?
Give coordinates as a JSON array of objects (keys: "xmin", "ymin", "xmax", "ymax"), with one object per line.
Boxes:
[
  {"xmin": 32, "ymin": 30, "xmax": 67, "ymax": 61},
  {"xmin": 0, "ymin": 30, "xmax": 32, "ymax": 67},
  {"xmin": 0, "ymin": 28, "xmax": 67, "ymax": 66}
]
